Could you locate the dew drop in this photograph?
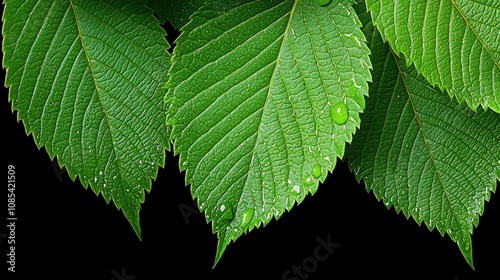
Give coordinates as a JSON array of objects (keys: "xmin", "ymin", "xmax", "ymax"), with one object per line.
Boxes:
[
  {"xmin": 220, "ymin": 205, "xmax": 226, "ymax": 212},
  {"xmin": 220, "ymin": 206, "xmax": 234, "ymax": 222},
  {"xmin": 331, "ymin": 102, "xmax": 349, "ymax": 125},
  {"xmin": 239, "ymin": 208, "xmax": 254, "ymax": 229},
  {"xmin": 312, "ymin": 163, "xmax": 321, "ymax": 178},
  {"xmin": 292, "ymin": 185, "xmax": 301, "ymax": 194},
  {"xmin": 302, "ymin": 177, "xmax": 313, "ymax": 186}
]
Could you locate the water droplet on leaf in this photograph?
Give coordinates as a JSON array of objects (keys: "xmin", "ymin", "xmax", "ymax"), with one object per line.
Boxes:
[
  {"xmin": 240, "ymin": 208, "xmax": 254, "ymax": 230},
  {"xmin": 302, "ymin": 177, "xmax": 313, "ymax": 186},
  {"xmin": 312, "ymin": 163, "xmax": 321, "ymax": 178},
  {"xmin": 220, "ymin": 206, "xmax": 234, "ymax": 222},
  {"xmin": 331, "ymin": 102, "xmax": 348, "ymax": 125}
]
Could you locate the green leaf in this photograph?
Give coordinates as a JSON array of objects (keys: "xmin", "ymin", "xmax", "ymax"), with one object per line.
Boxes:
[
  {"xmin": 2, "ymin": 0, "xmax": 170, "ymax": 237},
  {"xmin": 346, "ymin": 17, "xmax": 500, "ymax": 269},
  {"xmin": 166, "ymin": 0, "xmax": 371, "ymax": 265},
  {"xmin": 366, "ymin": 0, "xmax": 500, "ymax": 113}
]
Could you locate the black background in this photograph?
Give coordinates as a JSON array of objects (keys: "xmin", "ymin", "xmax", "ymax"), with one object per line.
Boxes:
[{"xmin": 2, "ymin": 13, "xmax": 499, "ymax": 280}]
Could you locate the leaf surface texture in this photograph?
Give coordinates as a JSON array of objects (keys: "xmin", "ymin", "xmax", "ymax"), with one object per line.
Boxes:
[
  {"xmin": 3, "ymin": 0, "xmax": 171, "ymax": 236},
  {"xmin": 166, "ymin": 0, "xmax": 371, "ymax": 264},
  {"xmin": 347, "ymin": 17, "xmax": 500, "ymax": 268},
  {"xmin": 366, "ymin": 0, "xmax": 500, "ymax": 112}
]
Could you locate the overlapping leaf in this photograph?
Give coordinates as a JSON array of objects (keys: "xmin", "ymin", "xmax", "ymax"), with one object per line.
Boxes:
[
  {"xmin": 2, "ymin": 0, "xmax": 170, "ymax": 237},
  {"xmin": 347, "ymin": 17, "xmax": 500, "ymax": 268},
  {"xmin": 166, "ymin": 0, "xmax": 371, "ymax": 264},
  {"xmin": 366, "ymin": 0, "xmax": 500, "ymax": 112}
]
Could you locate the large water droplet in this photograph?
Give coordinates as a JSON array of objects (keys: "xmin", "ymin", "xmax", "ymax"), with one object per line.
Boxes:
[
  {"xmin": 312, "ymin": 163, "xmax": 321, "ymax": 178},
  {"xmin": 331, "ymin": 102, "xmax": 348, "ymax": 125},
  {"xmin": 240, "ymin": 208, "xmax": 254, "ymax": 229},
  {"xmin": 220, "ymin": 206, "xmax": 234, "ymax": 222}
]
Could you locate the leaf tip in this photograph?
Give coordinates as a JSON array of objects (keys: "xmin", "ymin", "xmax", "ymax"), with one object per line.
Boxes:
[
  {"xmin": 132, "ymin": 222, "xmax": 143, "ymax": 241},
  {"xmin": 457, "ymin": 237, "xmax": 474, "ymax": 270},
  {"xmin": 213, "ymin": 231, "xmax": 231, "ymax": 268},
  {"xmin": 124, "ymin": 209, "xmax": 142, "ymax": 241}
]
